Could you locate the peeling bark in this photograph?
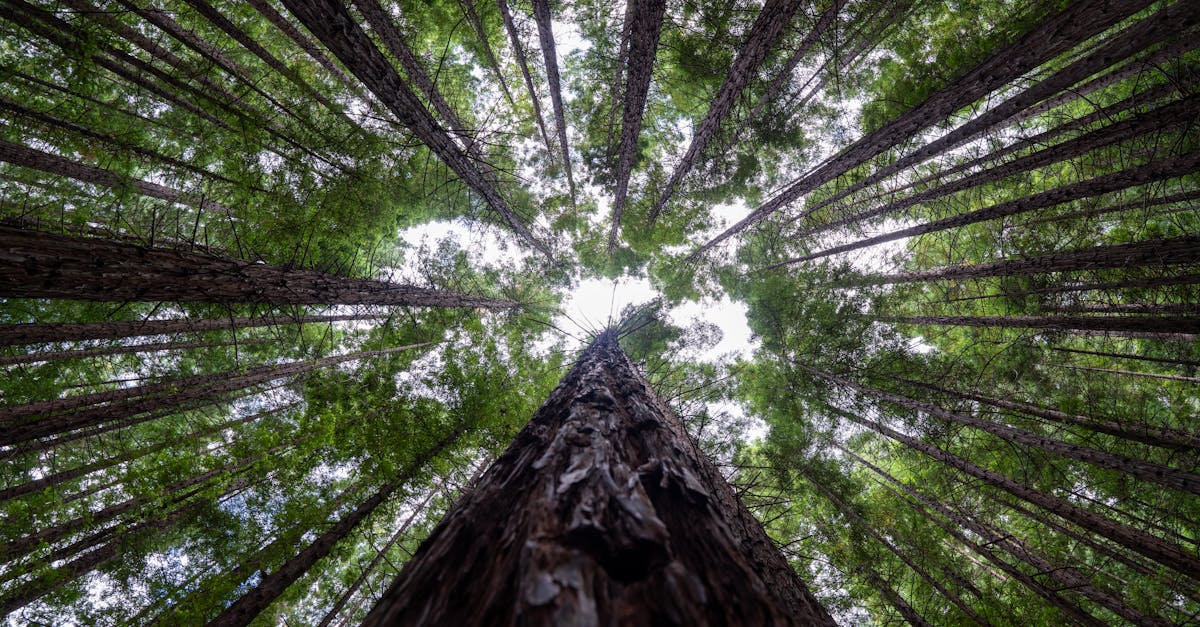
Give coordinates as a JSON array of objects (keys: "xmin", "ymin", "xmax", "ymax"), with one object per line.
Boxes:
[{"xmin": 364, "ymin": 332, "xmax": 835, "ymax": 625}]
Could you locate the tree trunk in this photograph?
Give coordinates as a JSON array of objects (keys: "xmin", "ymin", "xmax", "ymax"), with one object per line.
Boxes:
[
  {"xmin": 280, "ymin": 0, "xmax": 551, "ymax": 257},
  {"xmin": 646, "ymin": 0, "xmax": 804, "ymax": 225},
  {"xmin": 0, "ymin": 312, "xmax": 386, "ymax": 346},
  {"xmin": 689, "ymin": 0, "xmax": 1158, "ymax": 260},
  {"xmin": 243, "ymin": 0, "xmax": 356, "ymax": 89},
  {"xmin": 876, "ymin": 313, "xmax": 1200, "ymax": 341},
  {"xmin": 460, "ymin": 0, "xmax": 518, "ymax": 108},
  {"xmin": 209, "ymin": 427, "xmax": 465, "ymax": 626},
  {"xmin": 860, "ymin": 235, "xmax": 1200, "ymax": 284},
  {"xmin": 1049, "ymin": 346, "xmax": 1200, "ymax": 369},
  {"xmin": 0, "ymin": 337, "xmax": 271, "ymax": 367},
  {"xmin": 0, "ymin": 225, "xmax": 519, "ymax": 307},
  {"xmin": 1056, "ymin": 364, "xmax": 1200, "ymax": 384},
  {"xmin": 497, "ymin": 0, "xmax": 555, "ymax": 157},
  {"xmin": 362, "ymin": 332, "xmax": 835, "ymax": 625},
  {"xmin": 805, "ymin": 366, "xmax": 1200, "ymax": 495},
  {"xmin": 608, "ymin": 0, "xmax": 667, "ymax": 249},
  {"xmin": 0, "ymin": 139, "xmax": 233, "ymax": 216},
  {"xmin": 775, "ymin": 148, "xmax": 1200, "ymax": 266},
  {"xmin": 530, "ymin": 0, "xmax": 578, "ymax": 208},
  {"xmin": 825, "ymin": 405, "xmax": 1200, "ymax": 579},
  {"xmin": 943, "ymin": 274, "xmax": 1200, "ymax": 305},
  {"xmin": 865, "ymin": 569, "xmax": 933, "ymax": 627},
  {"xmin": 898, "ymin": 379, "xmax": 1200, "ymax": 452}
]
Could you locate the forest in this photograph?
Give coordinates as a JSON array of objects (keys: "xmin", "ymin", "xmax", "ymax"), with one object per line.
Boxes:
[{"xmin": 0, "ymin": 0, "xmax": 1197, "ymax": 624}]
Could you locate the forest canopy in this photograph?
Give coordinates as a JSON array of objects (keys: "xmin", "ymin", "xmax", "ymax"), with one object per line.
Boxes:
[{"xmin": 1, "ymin": 0, "xmax": 1198, "ymax": 624}]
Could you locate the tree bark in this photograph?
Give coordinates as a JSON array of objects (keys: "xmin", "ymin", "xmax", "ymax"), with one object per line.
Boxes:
[
  {"xmin": 646, "ymin": 0, "xmax": 804, "ymax": 225},
  {"xmin": 689, "ymin": 0, "xmax": 1158, "ymax": 260},
  {"xmin": 244, "ymin": 0, "xmax": 356, "ymax": 89},
  {"xmin": 608, "ymin": 0, "xmax": 666, "ymax": 249},
  {"xmin": 497, "ymin": 0, "xmax": 555, "ymax": 157},
  {"xmin": 0, "ymin": 225, "xmax": 519, "ymax": 307},
  {"xmin": 777, "ymin": 148, "xmax": 1200, "ymax": 266},
  {"xmin": 280, "ymin": 0, "xmax": 551, "ymax": 257},
  {"xmin": 1049, "ymin": 346, "xmax": 1200, "ymax": 369},
  {"xmin": 362, "ymin": 332, "xmax": 835, "ymax": 625},
  {"xmin": 208, "ymin": 427, "xmax": 465, "ymax": 626},
  {"xmin": 0, "ymin": 337, "xmax": 270, "ymax": 366},
  {"xmin": 0, "ymin": 312, "xmax": 386, "ymax": 346},
  {"xmin": 857, "ymin": 235, "xmax": 1200, "ymax": 285},
  {"xmin": 460, "ymin": 0, "xmax": 518, "ymax": 108},
  {"xmin": 876, "ymin": 313, "xmax": 1200, "ymax": 341},
  {"xmin": 530, "ymin": 0, "xmax": 578, "ymax": 208}
]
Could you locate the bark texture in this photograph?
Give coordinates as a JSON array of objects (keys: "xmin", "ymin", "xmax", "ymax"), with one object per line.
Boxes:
[
  {"xmin": 0, "ymin": 226, "xmax": 517, "ymax": 307},
  {"xmin": 363, "ymin": 332, "xmax": 835, "ymax": 625},
  {"xmin": 530, "ymin": 0, "xmax": 578, "ymax": 207}
]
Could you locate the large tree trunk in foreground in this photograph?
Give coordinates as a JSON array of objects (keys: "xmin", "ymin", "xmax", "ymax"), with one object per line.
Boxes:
[{"xmin": 364, "ymin": 331, "xmax": 834, "ymax": 625}]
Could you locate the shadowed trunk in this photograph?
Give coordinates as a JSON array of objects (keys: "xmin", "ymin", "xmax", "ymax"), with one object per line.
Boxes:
[
  {"xmin": 363, "ymin": 332, "xmax": 835, "ymax": 625},
  {"xmin": 0, "ymin": 312, "xmax": 387, "ymax": 346},
  {"xmin": 530, "ymin": 0, "xmax": 578, "ymax": 208},
  {"xmin": 497, "ymin": 0, "xmax": 555, "ymax": 156}
]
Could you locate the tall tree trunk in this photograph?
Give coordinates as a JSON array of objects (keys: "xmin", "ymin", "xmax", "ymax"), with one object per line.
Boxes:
[
  {"xmin": 0, "ymin": 139, "xmax": 233, "ymax": 216},
  {"xmin": 857, "ymin": 235, "xmax": 1200, "ymax": 285},
  {"xmin": 646, "ymin": 0, "xmax": 804, "ymax": 225},
  {"xmin": 865, "ymin": 569, "xmax": 934, "ymax": 627},
  {"xmin": 0, "ymin": 225, "xmax": 519, "ymax": 307},
  {"xmin": 775, "ymin": 148, "xmax": 1200, "ymax": 266},
  {"xmin": 805, "ymin": 366, "xmax": 1200, "ymax": 495},
  {"xmin": 1056, "ymin": 364, "xmax": 1200, "ymax": 384},
  {"xmin": 0, "ymin": 337, "xmax": 271, "ymax": 366},
  {"xmin": 897, "ymin": 379, "xmax": 1200, "ymax": 452},
  {"xmin": 497, "ymin": 0, "xmax": 555, "ymax": 157},
  {"xmin": 244, "ymin": 0, "xmax": 356, "ymax": 89},
  {"xmin": 362, "ymin": 332, "xmax": 835, "ymax": 625},
  {"xmin": 0, "ymin": 312, "xmax": 386, "ymax": 346},
  {"xmin": 942, "ymin": 274, "xmax": 1200, "ymax": 305},
  {"xmin": 208, "ymin": 427, "xmax": 465, "ymax": 626},
  {"xmin": 460, "ymin": 0, "xmax": 518, "ymax": 108},
  {"xmin": 824, "ymin": 404, "xmax": 1200, "ymax": 579},
  {"xmin": 689, "ymin": 0, "xmax": 1158, "ymax": 260},
  {"xmin": 1, "ymin": 344, "xmax": 429, "ymax": 445},
  {"xmin": 530, "ymin": 0, "xmax": 578, "ymax": 208},
  {"xmin": 280, "ymin": 0, "xmax": 551, "ymax": 257},
  {"xmin": 875, "ymin": 313, "xmax": 1200, "ymax": 341},
  {"xmin": 353, "ymin": 0, "xmax": 480, "ymax": 157},
  {"xmin": 608, "ymin": 0, "xmax": 666, "ymax": 249},
  {"xmin": 1049, "ymin": 346, "xmax": 1200, "ymax": 369}
]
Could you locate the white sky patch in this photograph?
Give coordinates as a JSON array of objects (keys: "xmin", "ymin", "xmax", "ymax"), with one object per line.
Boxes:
[
  {"xmin": 668, "ymin": 298, "xmax": 756, "ymax": 362},
  {"xmin": 555, "ymin": 275, "xmax": 658, "ymax": 338}
]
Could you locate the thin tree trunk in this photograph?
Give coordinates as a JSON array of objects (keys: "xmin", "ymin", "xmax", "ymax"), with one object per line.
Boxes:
[
  {"xmin": 1057, "ymin": 364, "xmax": 1200, "ymax": 384},
  {"xmin": 0, "ymin": 139, "xmax": 233, "ymax": 216},
  {"xmin": 244, "ymin": 0, "xmax": 356, "ymax": 89},
  {"xmin": 942, "ymin": 274, "xmax": 1200, "ymax": 304},
  {"xmin": 608, "ymin": 0, "xmax": 666, "ymax": 249},
  {"xmin": 0, "ymin": 312, "xmax": 386, "ymax": 346},
  {"xmin": 1049, "ymin": 346, "xmax": 1200, "ymax": 368},
  {"xmin": 806, "ymin": 366, "xmax": 1200, "ymax": 495},
  {"xmin": 0, "ymin": 225, "xmax": 519, "ymax": 307},
  {"xmin": 1, "ymin": 344, "xmax": 429, "ymax": 445},
  {"xmin": 460, "ymin": 0, "xmax": 518, "ymax": 108},
  {"xmin": 898, "ymin": 379, "xmax": 1200, "ymax": 452},
  {"xmin": 353, "ymin": 0, "xmax": 480, "ymax": 157},
  {"xmin": 208, "ymin": 427, "xmax": 465, "ymax": 626},
  {"xmin": 855, "ymin": 235, "xmax": 1200, "ymax": 285},
  {"xmin": 362, "ymin": 332, "xmax": 835, "ymax": 625},
  {"xmin": 497, "ymin": 0, "xmax": 555, "ymax": 156},
  {"xmin": 838, "ymin": 444, "xmax": 1109, "ymax": 626},
  {"xmin": 793, "ymin": 94, "xmax": 1200, "ymax": 239},
  {"xmin": 530, "ymin": 0, "xmax": 578, "ymax": 208},
  {"xmin": 689, "ymin": 0, "xmax": 1158, "ymax": 260},
  {"xmin": 281, "ymin": 0, "xmax": 551, "ymax": 257},
  {"xmin": 865, "ymin": 569, "xmax": 934, "ymax": 627},
  {"xmin": 775, "ymin": 148, "xmax": 1200, "ymax": 266},
  {"xmin": 876, "ymin": 313, "xmax": 1200, "ymax": 340},
  {"xmin": 647, "ymin": 0, "xmax": 804, "ymax": 224},
  {"xmin": 825, "ymin": 403, "xmax": 1200, "ymax": 579},
  {"xmin": 0, "ymin": 337, "xmax": 271, "ymax": 367}
]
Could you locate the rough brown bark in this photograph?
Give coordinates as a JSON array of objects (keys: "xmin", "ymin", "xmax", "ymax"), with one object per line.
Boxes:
[
  {"xmin": 280, "ymin": 0, "xmax": 551, "ymax": 256},
  {"xmin": 689, "ymin": 0, "xmax": 1158, "ymax": 260},
  {"xmin": 806, "ymin": 367, "xmax": 1200, "ymax": 495},
  {"xmin": 858, "ymin": 235, "xmax": 1200, "ymax": 285},
  {"xmin": 0, "ymin": 312, "xmax": 385, "ymax": 346},
  {"xmin": 0, "ymin": 139, "xmax": 233, "ymax": 216},
  {"xmin": 530, "ymin": 0, "xmax": 578, "ymax": 208},
  {"xmin": 363, "ymin": 332, "xmax": 835, "ymax": 625},
  {"xmin": 209, "ymin": 428, "xmax": 464, "ymax": 626},
  {"xmin": 608, "ymin": 0, "xmax": 666, "ymax": 249},
  {"xmin": 647, "ymin": 0, "xmax": 804, "ymax": 225},
  {"xmin": 497, "ymin": 0, "xmax": 555, "ymax": 156},
  {"xmin": 776, "ymin": 148, "xmax": 1200, "ymax": 266},
  {"xmin": 0, "ymin": 225, "xmax": 519, "ymax": 307}
]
